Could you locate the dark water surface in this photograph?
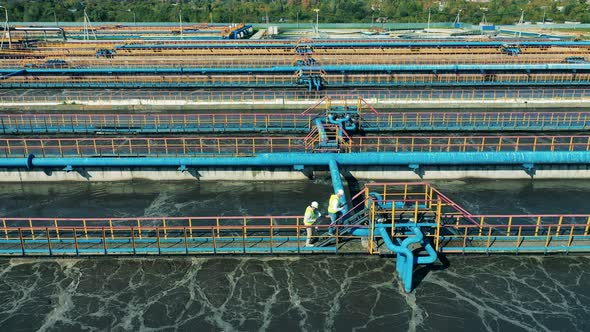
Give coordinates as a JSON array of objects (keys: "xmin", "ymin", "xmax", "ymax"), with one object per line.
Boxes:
[{"xmin": 0, "ymin": 179, "xmax": 589, "ymax": 331}]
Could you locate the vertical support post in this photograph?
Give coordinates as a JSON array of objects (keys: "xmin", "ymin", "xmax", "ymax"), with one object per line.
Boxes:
[
  {"xmin": 462, "ymin": 227, "xmax": 468, "ymax": 251},
  {"xmin": 556, "ymin": 216, "xmax": 563, "ymax": 235},
  {"xmin": 18, "ymin": 228, "xmax": 25, "ymax": 256},
  {"xmin": 369, "ymin": 201, "xmax": 376, "ymax": 254},
  {"xmin": 269, "ymin": 219, "xmax": 274, "ymax": 254},
  {"xmin": 54, "ymin": 219, "xmax": 60, "ymax": 240},
  {"xmin": 73, "ymin": 227, "xmax": 79, "ymax": 256},
  {"xmin": 403, "ymin": 184, "xmax": 408, "ymax": 201},
  {"xmin": 390, "ymin": 198, "xmax": 396, "ymax": 238},
  {"xmin": 486, "ymin": 227, "xmax": 493, "ymax": 249},
  {"xmin": 102, "ymin": 227, "xmax": 107, "ymax": 255},
  {"xmin": 109, "ymin": 219, "xmax": 114, "ymax": 239},
  {"xmin": 188, "ymin": 218, "xmax": 193, "ymax": 238},
  {"xmin": 435, "ymin": 199, "xmax": 442, "ymax": 252},
  {"xmin": 137, "ymin": 219, "xmax": 142, "ymax": 239},
  {"xmin": 46, "ymin": 227, "xmax": 52, "ymax": 256},
  {"xmin": 242, "ymin": 225, "xmax": 246, "ymax": 254},
  {"xmin": 29, "ymin": 218, "xmax": 35, "ymax": 240},
  {"xmin": 567, "ymin": 225, "xmax": 575, "ymax": 249},
  {"xmin": 507, "ymin": 216, "xmax": 513, "ymax": 236},
  {"xmin": 585, "ymin": 216, "xmax": 590, "ymax": 236},
  {"xmin": 163, "ymin": 218, "xmax": 168, "ymax": 239},
  {"xmin": 296, "ymin": 217, "xmax": 301, "ymax": 255},
  {"xmin": 212, "ymin": 228, "xmax": 217, "ymax": 255},
  {"xmin": 335, "ymin": 224, "xmax": 339, "ymax": 255},
  {"xmin": 83, "ymin": 219, "xmax": 88, "ymax": 239},
  {"xmin": 516, "ymin": 226, "xmax": 522, "ymax": 250},
  {"xmin": 156, "ymin": 227, "xmax": 161, "ymax": 255},
  {"xmin": 216, "ymin": 218, "xmax": 220, "ymax": 237},
  {"xmin": 131, "ymin": 227, "xmax": 136, "ymax": 255},
  {"xmin": 478, "ymin": 216, "xmax": 485, "ymax": 236},
  {"xmin": 183, "ymin": 227, "xmax": 189, "ymax": 255},
  {"xmin": 535, "ymin": 216, "xmax": 542, "ymax": 236},
  {"xmin": 2, "ymin": 219, "xmax": 7, "ymax": 240}
]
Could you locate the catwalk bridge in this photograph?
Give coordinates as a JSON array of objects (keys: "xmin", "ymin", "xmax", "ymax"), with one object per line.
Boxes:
[{"xmin": 0, "ymin": 182, "xmax": 588, "ymax": 293}]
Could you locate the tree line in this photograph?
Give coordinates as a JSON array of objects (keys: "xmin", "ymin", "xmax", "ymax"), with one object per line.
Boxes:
[{"xmin": 3, "ymin": 0, "xmax": 590, "ymax": 25}]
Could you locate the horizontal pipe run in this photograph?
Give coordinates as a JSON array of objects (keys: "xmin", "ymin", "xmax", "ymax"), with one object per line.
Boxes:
[
  {"xmin": 5, "ymin": 63, "xmax": 590, "ymax": 75},
  {"xmin": 2, "ymin": 151, "xmax": 589, "ymax": 169}
]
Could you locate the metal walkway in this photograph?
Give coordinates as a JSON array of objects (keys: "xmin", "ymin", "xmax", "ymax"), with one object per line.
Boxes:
[
  {"xmin": 1, "ymin": 182, "xmax": 587, "ymax": 256},
  {"xmin": 0, "ymin": 134, "xmax": 589, "ymax": 158},
  {"xmin": 1, "ymin": 111, "xmax": 589, "ymax": 135},
  {"xmin": 0, "ymin": 182, "xmax": 588, "ymax": 292}
]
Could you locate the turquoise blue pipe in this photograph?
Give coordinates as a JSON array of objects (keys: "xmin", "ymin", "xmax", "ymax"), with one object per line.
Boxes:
[
  {"xmin": 327, "ymin": 114, "xmax": 357, "ymax": 132},
  {"xmin": 400, "ymin": 226, "xmax": 437, "ymax": 265},
  {"xmin": 367, "ymin": 192, "xmax": 425, "ymax": 210},
  {"xmin": 6, "ymin": 151, "xmax": 590, "ymax": 169},
  {"xmin": 328, "ymin": 159, "xmax": 349, "ymax": 216},
  {"xmin": 377, "ymin": 226, "xmax": 437, "ymax": 292},
  {"xmin": 377, "ymin": 227, "xmax": 414, "ymax": 292},
  {"xmin": 352, "ymin": 226, "xmax": 437, "ymax": 292},
  {"xmin": 314, "ymin": 118, "xmax": 328, "ymax": 143}
]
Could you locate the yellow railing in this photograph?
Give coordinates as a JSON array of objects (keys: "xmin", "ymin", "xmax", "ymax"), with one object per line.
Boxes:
[
  {"xmin": 440, "ymin": 217, "xmax": 590, "ymax": 253},
  {"xmin": 3, "ymin": 73, "xmax": 588, "ymax": 86},
  {"xmin": 0, "ymin": 215, "xmax": 367, "ymax": 255},
  {"xmin": 0, "ymin": 135, "xmax": 588, "ymax": 158},
  {"xmin": 353, "ymin": 135, "xmax": 590, "ymax": 153},
  {"xmin": 1, "ymin": 88, "xmax": 589, "ymax": 105},
  {"xmin": 0, "ymin": 113, "xmax": 314, "ymax": 131},
  {"xmin": 0, "ymin": 136, "xmax": 306, "ymax": 157},
  {"xmin": 366, "ymin": 111, "xmax": 590, "ymax": 129}
]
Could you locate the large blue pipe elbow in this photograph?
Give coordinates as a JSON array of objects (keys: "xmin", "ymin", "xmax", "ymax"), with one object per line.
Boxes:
[
  {"xmin": 418, "ymin": 240, "xmax": 438, "ymax": 265},
  {"xmin": 328, "ymin": 114, "xmax": 357, "ymax": 131},
  {"xmin": 328, "ymin": 114, "xmax": 350, "ymax": 125},
  {"xmin": 404, "ymin": 226, "xmax": 438, "ymax": 265}
]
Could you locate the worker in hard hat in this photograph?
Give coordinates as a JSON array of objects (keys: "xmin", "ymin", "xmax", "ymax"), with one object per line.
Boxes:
[
  {"xmin": 303, "ymin": 201, "xmax": 321, "ymax": 247},
  {"xmin": 327, "ymin": 189, "xmax": 345, "ymax": 235}
]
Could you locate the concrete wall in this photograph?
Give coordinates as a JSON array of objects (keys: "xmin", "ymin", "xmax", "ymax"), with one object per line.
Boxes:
[
  {"xmin": 1, "ymin": 165, "xmax": 590, "ymax": 182},
  {"xmin": 0, "ymin": 167, "xmax": 311, "ymax": 182},
  {"xmin": 347, "ymin": 165, "xmax": 590, "ymax": 180},
  {"xmin": 1, "ymin": 98, "xmax": 589, "ymax": 113}
]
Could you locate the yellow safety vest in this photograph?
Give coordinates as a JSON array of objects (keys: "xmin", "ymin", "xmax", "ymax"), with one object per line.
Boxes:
[
  {"xmin": 328, "ymin": 194, "xmax": 340, "ymax": 213},
  {"xmin": 304, "ymin": 206, "xmax": 318, "ymax": 225}
]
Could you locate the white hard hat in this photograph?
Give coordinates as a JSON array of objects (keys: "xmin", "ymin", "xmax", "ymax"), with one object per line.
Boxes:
[
  {"xmin": 311, "ymin": 201, "xmax": 319, "ymax": 208},
  {"xmin": 337, "ymin": 189, "xmax": 344, "ymax": 195}
]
